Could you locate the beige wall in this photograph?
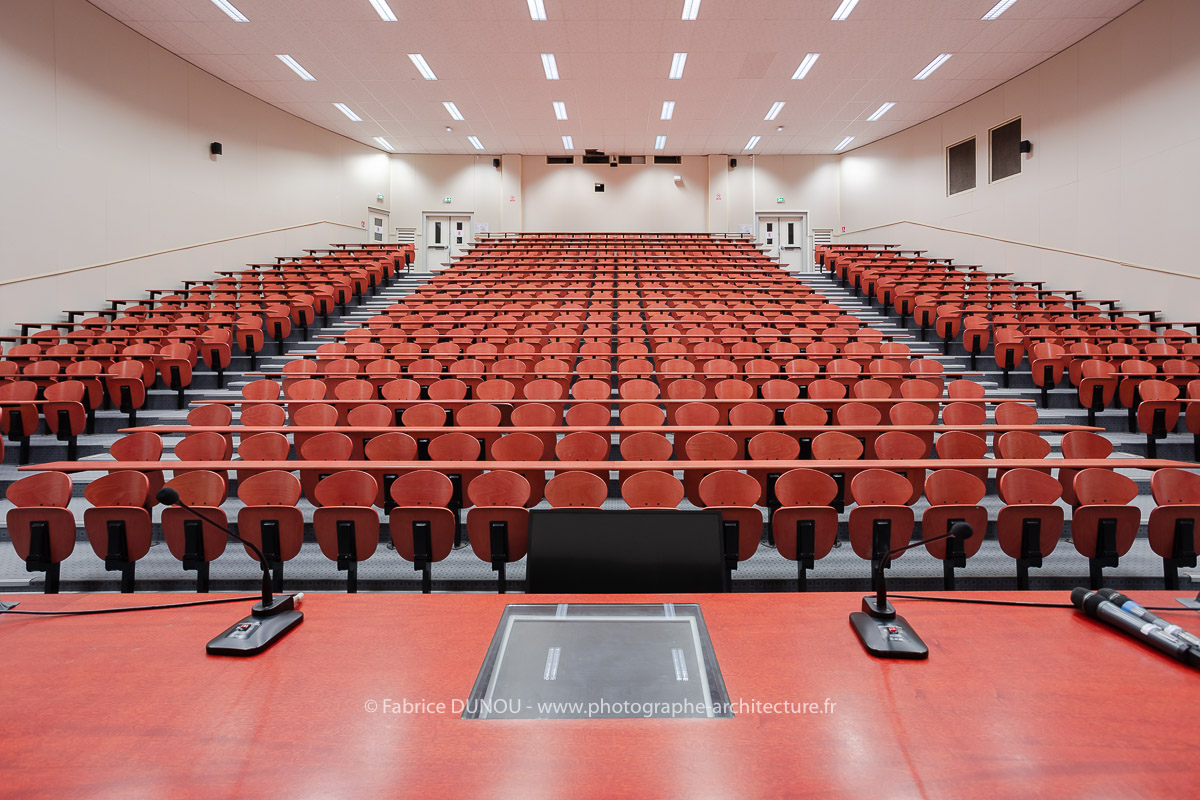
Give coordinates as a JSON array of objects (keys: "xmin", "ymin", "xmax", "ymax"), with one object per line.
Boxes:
[
  {"xmin": 838, "ymin": 0, "xmax": 1200, "ymax": 319},
  {"xmin": 387, "ymin": 154, "xmax": 505, "ymax": 236},
  {"xmin": 384, "ymin": 153, "xmax": 839, "ymax": 238},
  {"xmin": 520, "ymin": 157, "xmax": 710, "ymax": 232},
  {"xmin": 0, "ymin": 0, "xmax": 389, "ymax": 333}
]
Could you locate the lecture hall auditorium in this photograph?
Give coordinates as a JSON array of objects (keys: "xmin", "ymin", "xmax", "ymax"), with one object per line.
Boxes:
[{"xmin": 3, "ymin": 0, "xmax": 1199, "ymax": 797}]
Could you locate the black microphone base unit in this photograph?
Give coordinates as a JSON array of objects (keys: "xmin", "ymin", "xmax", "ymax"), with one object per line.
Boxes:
[
  {"xmin": 207, "ymin": 594, "xmax": 303, "ymax": 657},
  {"xmin": 850, "ymin": 597, "xmax": 929, "ymax": 660}
]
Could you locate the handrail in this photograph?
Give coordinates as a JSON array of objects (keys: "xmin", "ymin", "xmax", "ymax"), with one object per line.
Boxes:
[
  {"xmin": 0, "ymin": 220, "xmax": 364, "ymax": 288},
  {"xmin": 834, "ymin": 220, "xmax": 1200, "ymax": 282}
]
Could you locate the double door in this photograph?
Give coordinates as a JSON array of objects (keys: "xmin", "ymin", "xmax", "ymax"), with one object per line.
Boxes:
[
  {"xmin": 424, "ymin": 215, "xmax": 472, "ymax": 270},
  {"xmin": 757, "ymin": 216, "xmax": 808, "ymax": 272}
]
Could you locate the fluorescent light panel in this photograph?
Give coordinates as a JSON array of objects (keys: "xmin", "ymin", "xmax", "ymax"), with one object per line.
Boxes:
[
  {"xmin": 982, "ymin": 0, "xmax": 1018, "ymax": 21},
  {"xmin": 835, "ymin": 136, "xmax": 854, "ymax": 151},
  {"xmin": 913, "ymin": 53, "xmax": 952, "ymax": 80},
  {"xmin": 541, "ymin": 53, "xmax": 559, "ymax": 80},
  {"xmin": 210, "ymin": 0, "xmax": 249, "ymax": 22},
  {"xmin": 831, "ymin": 0, "xmax": 860, "ymax": 21},
  {"xmin": 553, "ymin": 101, "xmax": 567, "ymax": 120},
  {"xmin": 682, "ymin": 0, "xmax": 701, "ymax": 20},
  {"xmin": 744, "ymin": 136, "xmax": 760, "ymax": 150},
  {"xmin": 442, "ymin": 102, "xmax": 464, "ymax": 120},
  {"xmin": 333, "ymin": 103, "xmax": 362, "ymax": 121},
  {"xmin": 661, "ymin": 101, "xmax": 675, "ymax": 120},
  {"xmin": 655, "ymin": 136, "xmax": 667, "ymax": 150},
  {"xmin": 867, "ymin": 101, "xmax": 895, "ymax": 121},
  {"xmin": 527, "ymin": 0, "xmax": 547, "ymax": 21},
  {"xmin": 368, "ymin": 0, "xmax": 397, "ymax": 22},
  {"xmin": 562, "ymin": 135, "xmax": 574, "ymax": 149},
  {"xmin": 276, "ymin": 55, "xmax": 315, "ymax": 81},
  {"xmin": 792, "ymin": 53, "xmax": 819, "ymax": 80},
  {"xmin": 765, "ymin": 101, "xmax": 786, "ymax": 121},
  {"xmin": 669, "ymin": 52, "xmax": 687, "ymax": 80},
  {"xmin": 468, "ymin": 136, "xmax": 484, "ymax": 150},
  {"xmin": 408, "ymin": 54, "xmax": 437, "ymax": 80},
  {"xmin": 374, "ymin": 137, "xmax": 395, "ymax": 151}
]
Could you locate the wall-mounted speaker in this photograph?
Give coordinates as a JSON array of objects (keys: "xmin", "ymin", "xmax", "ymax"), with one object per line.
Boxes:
[
  {"xmin": 729, "ymin": 158, "xmax": 737, "ymax": 169},
  {"xmin": 210, "ymin": 142, "xmax": 223, "ymax": 156},
  {"xmin": 1019, "ymin": 140, "xmax": 1032, "ymax": 154},
  {"xmin": 492, "ymin": 158, "xmax": 501, "ymax": 168}
]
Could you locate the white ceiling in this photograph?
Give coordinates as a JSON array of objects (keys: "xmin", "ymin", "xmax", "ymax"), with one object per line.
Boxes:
[{"xmin": 87, "ymin": 0, "xmax": 1144, "ymax": 156}]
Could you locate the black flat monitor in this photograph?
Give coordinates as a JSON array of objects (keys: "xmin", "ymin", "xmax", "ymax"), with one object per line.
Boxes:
[{"xmin": 526, "ymin": 509, "xmax": 726, "ymax": 593}]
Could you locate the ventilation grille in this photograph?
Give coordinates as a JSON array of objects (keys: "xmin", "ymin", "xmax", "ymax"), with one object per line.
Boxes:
[
  {"xmin": 546, "ymin": 156, "xmax": 574, "ymax": 165},
  {"xmin": 653, "ymin": 156, "xmax": 682, "ymax": 165},
  {"xmin": 394, "ymin": 227, "xmax": 417, "ymax": 246},
  {"xmin": 813, "ymin": 229, "xmax": 834, "ymax": 246}
]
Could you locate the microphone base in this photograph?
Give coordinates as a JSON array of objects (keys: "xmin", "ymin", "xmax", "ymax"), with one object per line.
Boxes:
[
  {"xmin": 1176, "ymin": 596, "xmax": 1200, "ymax": 611},
  {"xmin": 207, "ymin": 594, "xmax": 303, "ymax": 657},
  {"xmin": 850, "ymin": 596, "xmax": 928, "ymax": 660}
]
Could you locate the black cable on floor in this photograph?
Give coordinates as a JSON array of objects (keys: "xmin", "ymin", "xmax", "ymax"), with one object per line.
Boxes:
[{"xmin": 0, "ymin": 595, "xmax": 261, "ymax": 617}]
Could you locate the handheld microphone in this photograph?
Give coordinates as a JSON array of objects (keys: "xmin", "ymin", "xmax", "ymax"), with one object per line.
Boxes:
[
  {"xmin": 1097, "ymin": 589, "xmax": 1200, "ymax": 648},
  {"xmin": 851, "ymin": 522, "xmax": 974, "ymax": 660},
  {"xmin": 1071, "ymin": 588, "xmax": 1200, "ymax": 669},
  {"xmin": 156, "ymin": 486, "xmax": 303, "ymax": 656}
]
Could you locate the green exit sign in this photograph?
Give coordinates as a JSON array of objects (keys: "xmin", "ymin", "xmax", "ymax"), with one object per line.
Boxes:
[
  {"xmin": 776, "ymin": 197, "xmax": 785, "ymax": 203},
  {"xmin": 443, "ymin": 196, "xmax": 452, "ymax": 203}
]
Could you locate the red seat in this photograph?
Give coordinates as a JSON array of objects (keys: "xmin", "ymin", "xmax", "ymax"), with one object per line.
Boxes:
[
  {"xmin": 996, "ymin": 468, "xmax": 1065, "ymax": 589},
  {"xmin": 921, "ymin": 470, "xmax": 988, "ymax": 589},
  {"xmin": 42, "ymin": 380, "xmax": 88, "ymax": 461},
  {"xmin": 0, "ymin": 381, "xmax": 40, "ymax": 464},
  {"xmin": 1057, "ymin": 430, "xmax": 1112, "ymax": 507},
  {"xmin": 5, "ymin": 472, "xmax": 75, "ymax": 593},
  {"xmin": 491, "ymin": 432, "xmax": 546, "ymax": 506},
  {"xmin": 1148, "ymin": 468, "xmax": 1200, "ymax": 589},
  {"xmin": 873, "ymin": 430, "xmax": 927, "ymax": 504},
  {"xmin": 83, "ymin": 471, "xmax": 152, "ymax": 593},
  {"xmin": 1077, "ymin": 360, "xmax": 1118, "ymax": 427},
  {"xmin": 105, "ymin": 360, "xmax": 147, "ymax": 427},
  {"xmin": 236, "ymin": 471, "xmax": 305, "ymax": 592},
  {"xmin": 363, "ymin": 431, "xmax": 418, "ymax": 510},
  {"xmin": 1135, "ymin": 380, "xmax": 1180, "ymax": 458},
  {"xmin": 618, "ymin": 431, "xmax": 672, "ymax": 486},
  {"xmin": 620, "ymin": 470, "xmax": 684, "ymax": 508},
  {"xmin": 160, "ymin": 470, "xmax": 228, "ymax": 592},
  {"xmin": 809, "ymin": 430, "xmax": 862, "ymax": 511},
  {"xmin": 747, "ymin": 430, "xmax": 802, "ymax": 510},
  {"xmin": 544, "ymin": 471, "xmax": 608, "ymax": 508},
  {"xmin": 109, "ymin": 431, "xmax": 164, "ymax": 509},
  {"xmin": 313, "ymin": 470, "xmax": 381, "ymax": 592},
  {"xmin": 698, "ymin": 470, "xmax": 762, "ymax": 571},
  {"xmin": 771, "ymin": 468, "xmax": 839, "ymax": 590},
  {"xmin": 555, "ymin": 430, "xmax": 610, "ymax": 484},
  {"xmin": 465, "ymin": 470, "xmax": 531, "ymax": 593},
  {"xmin": 847, "ymin": 469, "xmax": 915, "ymax": 586},
  {"xmin": 1070, "ymin": 469, "xmax": 1140, "ymax": 589},
  {"xmin": 389, "ymin": 470, "xmax": 458, "ymax": 592}
]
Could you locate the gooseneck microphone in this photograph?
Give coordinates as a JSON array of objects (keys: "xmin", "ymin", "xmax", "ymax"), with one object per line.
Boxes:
[
  {"xmin": 1071, "ymin": 588, "xmax": 1200, "ymax": 669},
  {"xmin": 156, "ymin": 487, "xmax": 303, "ymax": 656},
  {"xmin": 850, "ymin": 522, "xmax": 974, "ymax": 660},
  {"xmin": 1096, "ymin": 588, "xmax": 1200, "ymax": 648}
]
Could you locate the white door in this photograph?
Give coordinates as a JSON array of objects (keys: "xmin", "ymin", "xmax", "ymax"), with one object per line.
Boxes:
[
  {"xmin": 424, "ymin": 215, "xmax": 472, "ymax": 270},
  {"xmin": 368, "ymin": 209, "xmax": 389, "ymax": 244},
  {"xmin": 758, "ymin": 215, "xmax": 808, "ymax": 271}
]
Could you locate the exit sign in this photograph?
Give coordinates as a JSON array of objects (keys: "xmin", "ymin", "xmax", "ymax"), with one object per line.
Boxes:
[
  {"xmin": 443, "ymin": 196, "xmax": 452, "ymax": 203},
  {"xmin": 776, "ymin": 197, "xmax": 785, "ymax": 203}
]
